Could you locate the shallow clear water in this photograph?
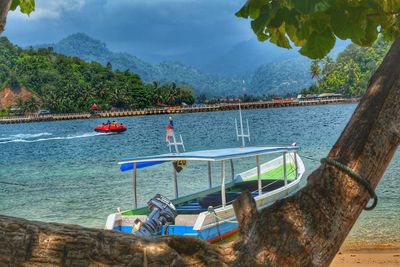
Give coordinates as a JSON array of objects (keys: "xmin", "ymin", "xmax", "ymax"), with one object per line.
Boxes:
[{"xmin": 0, "ymin": 103, "xmax": 398, "ymax": 245}]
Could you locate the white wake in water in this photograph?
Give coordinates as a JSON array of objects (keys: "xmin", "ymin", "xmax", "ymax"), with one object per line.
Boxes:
[
  {"xmin": 0, "ymin": 132, "xmax": 111, "ymax": 144},
  {"xmin": 0, "ymin": 132, "xmax": 52, "ymax": 141}
]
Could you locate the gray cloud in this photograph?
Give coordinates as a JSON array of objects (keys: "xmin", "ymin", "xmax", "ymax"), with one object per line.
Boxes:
[{"xmin": 3, "ymin": 0, "xmax": 254, "ymax": 65}]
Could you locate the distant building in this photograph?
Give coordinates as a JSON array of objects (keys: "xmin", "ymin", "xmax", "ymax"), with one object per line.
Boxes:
[
  {"xmin": 298, "ymin": 93, "xmax": 343, "ymax": 102},
  {"xmin": 91, "ymin": 103, "xmax": 99, "ymax": 110},
  {"xmin": 10, "ymin": 107, "xmax": 20, "ymax": 113},
  {"xmin": 317, "ymin": 93, "xmax": 343, "ymax": 99}
]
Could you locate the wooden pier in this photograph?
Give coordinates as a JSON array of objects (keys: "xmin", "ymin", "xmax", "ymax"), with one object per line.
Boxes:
[{"xmin": 0, "ymin": 98, "xmax": 356, "ymax": 124}]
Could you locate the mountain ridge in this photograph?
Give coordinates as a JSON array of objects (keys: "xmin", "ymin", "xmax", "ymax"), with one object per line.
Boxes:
[{"xmin": 33, "ymin": 33, "xmax": 315, "ymax": 96}]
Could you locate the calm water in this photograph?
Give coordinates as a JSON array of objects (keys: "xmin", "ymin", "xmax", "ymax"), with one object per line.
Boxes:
[{"xmin": 0, "ymin": 104, "xmax": 398, "ymax": 245}]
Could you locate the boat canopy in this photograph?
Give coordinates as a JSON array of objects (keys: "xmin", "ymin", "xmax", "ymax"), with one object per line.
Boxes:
[{"xmin": 119, "ymin": 146, "xmax": 300, "ymax": 171}]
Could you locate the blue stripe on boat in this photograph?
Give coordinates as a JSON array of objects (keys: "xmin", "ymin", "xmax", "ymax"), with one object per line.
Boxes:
[{"xmin": 119, "ymin": 146, "xmax": 301, "ymax": 168}]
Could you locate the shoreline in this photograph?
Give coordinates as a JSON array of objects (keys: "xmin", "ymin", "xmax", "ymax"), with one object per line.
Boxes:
[
  {"xmin": 331, "ymin": 241, "xmax": 400, "ymax": 266},
  {"xmin": 332, "ymin": 249, "xmax": 400, "ymax": 267},
  {"xmin": 0, "ymin": 98, "xmax": 357, "ymax": 124}
]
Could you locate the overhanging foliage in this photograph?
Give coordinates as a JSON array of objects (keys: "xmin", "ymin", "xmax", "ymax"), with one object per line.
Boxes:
[{"xmin": 236, "ymin": 0, "xmax": 400, "ymax": 59}]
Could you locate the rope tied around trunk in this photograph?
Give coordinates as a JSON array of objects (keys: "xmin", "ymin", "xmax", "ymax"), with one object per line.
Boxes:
[{"xmin": 321, "ymin": 157, "xmax": 378, "ymax": 210}]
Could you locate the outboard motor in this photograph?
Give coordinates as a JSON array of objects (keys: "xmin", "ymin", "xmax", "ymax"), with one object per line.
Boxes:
[{"xmin": 132, "ymin": 194, "xmax": 177, "ymax": 237}]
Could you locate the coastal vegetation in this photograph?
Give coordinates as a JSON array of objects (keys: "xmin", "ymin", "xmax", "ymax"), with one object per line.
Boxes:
[
  {"xmin": 1, "ymin": 0, "xmax": 400, "ymax": 267},
  {"xmin": 35, "ymin": 33, "xmax": 245, "ymax": 96},
  {"xmin": 0, "ymin": 37, "xmax": 195, "ymax": 113},
  {"xmin": 302, "ymin": 37, "xmax": 391, "ymax": 96}
]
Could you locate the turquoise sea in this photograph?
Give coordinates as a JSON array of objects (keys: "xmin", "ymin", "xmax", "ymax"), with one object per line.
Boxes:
[{"xmin": 0, "ymin": 103, "xmax": 399, "ymax": 246}]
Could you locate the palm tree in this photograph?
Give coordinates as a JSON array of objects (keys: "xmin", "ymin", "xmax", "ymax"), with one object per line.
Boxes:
[
  {"xmin": 310, "ymin": 60, "xmax": 321, "ymax": 80},
  {"xmin": 322, "ymin": 56, "xmax": 334, "ymax": 76},
  {"xmin": 152, "ymin": 81, "xmax": 162, "ymax": 105},
  {"xmin": 167, "ymin": 82, "xmax": 179, "ymax": 105}
]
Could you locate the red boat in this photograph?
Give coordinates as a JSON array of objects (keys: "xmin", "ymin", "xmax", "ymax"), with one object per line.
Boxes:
[{"xmin": 94, "ymin": 123, "xmax": 127, "ymax": 133}]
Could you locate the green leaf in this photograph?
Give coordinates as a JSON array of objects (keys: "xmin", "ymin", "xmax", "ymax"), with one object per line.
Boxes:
[
  {"xmin": 268, "ymin": 9, "xmax": 284, "ymax": 28},
  {"xmin": 251, "ymin": 6, "xmax": 270, "ymax": 34},
  {"xmin": 20, "ymin": 0, "xmax": 35, "ymax": 14},
  {"xmin": 256, "ymin": 32, "xmax": 269, "ymax": 42},
  {"xmin": 289, "ymin": 0, "xmax": 331, "ymax": 14},
  {"xmin": 380, "ymin": 19, "xmax": 400, "ymax": 41},
  {"xmin": 10, "ymin": 0, "xmax": 20, "ymax": 11},
  {"xmin": 378, "ymin": 0, "xmax": 400, "ymax": 12},
  {"xmin": 331, "ymin": 7, "xmax": 367, "ymax": 40},
  {"xmin": 268, "ymin": 25, "xmax": 292, "ymax": 49},
  {"xmin": 296, "ymin": 18, "xmax": 313, "ymax": 40},
  {"xmin": 299, "ymin": 30, "xmax": 336, "ymax": 59},
  {"xmin": 309, "ymin": 12, "xmax": 331, "ymax": 33},
  {"xmin": 236, "ymin": 0, "xmax": 398, "ymax": 59},
  {"xmin": 357, "ymin": 18, "xmax": 379, "ymax": 46},
  {"xmin": 10, "ymin": 0, "xmax": 35, "ymax": 14},
  {"xmin": 286, "ymin": 24, "xmax": 305, "ymax": 46},
  {"xmin": 284, "ymin": 9, "xmax": 299, "ymax": 26},
  {"xmin": 235, "ymin": 0, "xmax": 267, "ymax": 19}
]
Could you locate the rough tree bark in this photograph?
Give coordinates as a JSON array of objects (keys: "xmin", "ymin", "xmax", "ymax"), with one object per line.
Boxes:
[
  {"xmin": 1, "ymin": 4, "xmax": 400, "ymax": 267},
  {"xmin": 0, "ymin": 215, "xmax": 225, "ymax": 266},
  {"xmin": 0, "ymin": 0, "xmax": 12, "ymax": 32},
  {"xmin": 227, "ymin": 35, "xmax": 400, "ymax": 266}
]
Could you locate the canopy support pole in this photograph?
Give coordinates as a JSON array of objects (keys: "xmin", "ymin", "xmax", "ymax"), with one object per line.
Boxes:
[
  {"xmin": 208, "ymin": 161, "xmax": 212, "ymax": 188},
  {"xmin": 256, "ymin": 155, "xmax": 261, "ymax": 196},
  {"xmin": 283, "ymin": 152, "xmax": 287, "ymax": 186},
  {"xmin": 173, "ymin": 164, "xmax": 178, "ymax": 198},
  {"xmin": 172, "ymin": 133, "xmax": 179, "ymax": 154},
  {"xmin": 239, "ymin": 104, "xmax": 245, "ymax": 147},
  {"xmin": 294, "ymin": 152, "xmax": 298, "ymax": 179},
  {"xmin": 221, "ymin": 160, "xmax": 226, "ymax": 207},
  {"xmin": 133, "ymin": 162, "xmax": 137, "ymax": 209},
  {"xmin": 230, "ymin": 159, "xmax": 235, "ymax": 181}
]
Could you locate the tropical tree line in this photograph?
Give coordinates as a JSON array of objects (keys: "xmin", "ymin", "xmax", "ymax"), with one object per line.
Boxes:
[
  {"xmin": 0, "ymin": 37, "xmax": 195, "ymax": 114},
  {"xmin": 197, "ymin": 92, "xmax": 298, "ymax": 104},
  {"xmin": 301, "ymin": 37, "xmax": 391, "ymax": 97}
]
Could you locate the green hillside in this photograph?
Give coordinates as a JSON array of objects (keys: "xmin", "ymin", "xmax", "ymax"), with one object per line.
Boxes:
[
  {"xmin": 249, "ymin": 57, "xmax": 313, "ymax": 96},
  {"xmin": 156, "ymin": 61, "xmax": 244, "ymax": 96},
  {"xmin": 36, "ymin": 33, "xmax": 243, "ymax": 96},
  {"xmin": 39, "ymin": 33, "xmax": 159, "ymax": 82},
  {"xmin": 0, "ymin": 37, "xmax": 194, "ymax": 114},
  {"xmin": 35, "ymin": 33, "xmax": 314, "ymax": 97}
]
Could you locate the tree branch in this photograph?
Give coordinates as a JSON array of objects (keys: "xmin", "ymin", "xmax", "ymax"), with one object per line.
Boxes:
[
  {"xmin": 0, "ymin": 215, "xmax": 227, "ymax": 266},
  {"xmin": 0, "ymin": 0, "xmax": 12, "ymax": 32},
  {"xmin": 230, "ymin": 35, "xmax": 400, "ymax": 266}
]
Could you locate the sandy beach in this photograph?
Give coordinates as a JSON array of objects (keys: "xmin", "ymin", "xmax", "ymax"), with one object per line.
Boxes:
[
  {"xmin": 332, "ymin": 251, "xmax": 400, "ymax": 266},
  {"xmin": 331, "ymin": 243, "xmax": 400, "ymax": 266}
]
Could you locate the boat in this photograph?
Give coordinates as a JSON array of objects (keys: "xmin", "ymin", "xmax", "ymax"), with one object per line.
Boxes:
[
  {"xmin": 105, "ymin": 111, "xmax": 305, "ymax": 242},
  {"xmin": 94, "ymin": 123, "xmax": 127, "ymax": 133}
]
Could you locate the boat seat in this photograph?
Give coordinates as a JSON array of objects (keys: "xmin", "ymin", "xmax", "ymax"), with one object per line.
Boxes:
[
  {"xmin": 198, "ymin": 192, "xmax": 241, "ymax": 208},
  {"xmin": 176, "ymin": 207, "xmax": 208, "ymax": 214},
  {"xmin": 238, "ymin": 180, "xmax": 286, "ymax": 192},
  {"xmin": 176, "ymin": 202, "xmax": 208, "ymax": 214}
]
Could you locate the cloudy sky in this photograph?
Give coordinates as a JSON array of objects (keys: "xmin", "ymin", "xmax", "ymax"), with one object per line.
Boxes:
[{"xmin": 3, "ymin": 0, "xmax": 260, "ymax": 64}]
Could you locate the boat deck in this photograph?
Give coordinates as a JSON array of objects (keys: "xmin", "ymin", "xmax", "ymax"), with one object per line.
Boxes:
[
  {"xmin": 174, "ymin": 179, "xmax": 291, "ymax": 214},
  {"xmin": 121, "ymin": 162, "xmax": 296, "ymax": 216}
]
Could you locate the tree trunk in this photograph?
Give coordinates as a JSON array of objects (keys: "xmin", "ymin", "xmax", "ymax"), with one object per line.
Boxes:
[
  {"xmin": 0, "ymin": 215, "xmax": 226, "ymax": 266},
  {"xmin": 1, "ymin": 3, "xmax": 399, "ymax": 267},
  {"xmin": 0, "ymin": 0, "xmax": 12, "ymax": 32},
  {"xmin": 229, "ymin": 35, "xmax": 400, "ymax": 266}
]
